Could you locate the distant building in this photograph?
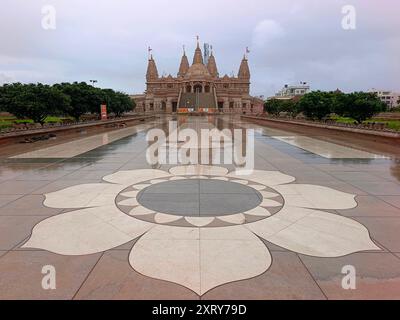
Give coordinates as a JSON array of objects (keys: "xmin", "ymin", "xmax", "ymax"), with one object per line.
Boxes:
[
  {"xmin": 368, "ymin": 89, "xmax": 400, "ymax": 109},
  {"xmin": 275, "ymin": 82, "xmax": 310, "ymax": 98},
  {"xmin": 266, "ymin": 82, "xmax": 310, "ymax": 102}
]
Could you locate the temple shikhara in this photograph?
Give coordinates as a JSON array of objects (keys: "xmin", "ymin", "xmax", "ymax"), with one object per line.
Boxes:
[{"xmin": 133, "ymin": 39, "xmax": 263, "ymax": 114}]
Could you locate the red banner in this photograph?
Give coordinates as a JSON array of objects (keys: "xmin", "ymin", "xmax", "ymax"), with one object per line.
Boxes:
[{"xmin": 101, "ymin": 104, "xmax": 107, "ymax": 120}]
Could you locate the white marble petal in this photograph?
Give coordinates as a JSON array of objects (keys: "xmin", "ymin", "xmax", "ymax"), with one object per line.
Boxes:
[
  {"xmin": 247, "ymin": 206, "xmax": 380, "ymax": 257},
  {"xmin": 217, "ymin": 213, "xmax": 246, "ymax": 224},
  {"xmin": 169, "ymin": 176, "xmax": 187, "ymax": 181},
  {"xmin": 260, "ymin": 191, "xmax": 280, "ymax": 198},
  {"xmin": 231, "ymin": 180, "xmax": 249, "ymax": 185},
  {"xmin": 132, "ymin": 184, "xmax": 151, "ymax": 190},
  {"xmin": 120, "ymin": 190, "xmax": 139, "ymax": 198},
  {"xmin": 260, "ymin": 199, "xmax": 282, "ymax": 207},
  {"xmin": 248, "ymin": 184, "xmax": 266, "ymax": 191},
  {"xmin": 23, "ymin": 206, "xmax": 152, "ymax": 255},
  {"xmin": 44, "ymin": 183, "xmax": 126, "ymax": 209},
  {"xmin": 185, "ymin": 217, "xmax": 215, "ymax": 227},
  {"xmin": 150, "ymin": 179, "xmax": 168, "ymax": 184},
  {"xmin": 274, "ymin": 184, "xmax": 357, "ymax": 209},
  {"xmin": 211, "ymin": 177, "xmax": 229, "ymax": 181},
  {"xmin": 129, "ymin": 225, "xmax": 271, "ymax": 295},
  {"xmin": 228, "ymin": 170, "xmax": 295, "ymax": 186},
  {"xmin": 118, "ymin": 198, "xmax": 139, "ymax": 207},
  {"xmin": 103, "ymin": 169, "xmax": 171, "ymax": 185},
  {"xmin": 244, "ymin": 207, "xmax": 271, "ymax": 217},
  {"xmin": 154, "ymin": 213, "xmax": 181, "ymax": 224},
  {"xmin": 169, "ymin": 165, "xmax": 228, "ymax": 176},
  {"xmin": 199, "ymin": 226, "xmax": 271, "ymax": 295},
  {"xmin": 129, "ymin": 206, "xmax": 155, "ymax": 216},
  {"xmin": 130, "ymin": 235, "xmax": 201, "ymax": 293}
]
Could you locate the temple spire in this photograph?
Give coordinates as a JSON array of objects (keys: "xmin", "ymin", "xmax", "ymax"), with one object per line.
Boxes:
[
  {"xmin": 146, "ymin": 54, "xmax": 159, "ymax": 81},
  {"xmin": 192, "ymin": 36, "xmax": 204, "ymax": 65},
  {"xmin": 207, "ymin": 50, "xmax": 219, "ymax": 78},
  {"xmin": 238, "ymin": 55, "xmax": 250, "ymax": 79},
  {"xmin": 178, "ymin": 46, "xmax": 189, "ymax": 77}
]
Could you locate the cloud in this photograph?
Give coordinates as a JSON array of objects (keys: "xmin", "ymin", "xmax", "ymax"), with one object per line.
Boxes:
[
  {"xmin": 0, "ymin": 0, "xmax": 399, "ymax": 96},
  {"xmin": 252, "ymin": 19, "xmax": 285, "ymax": 48},
  {"xmin": 0, "ymin": 73, "xmax": 14, "ymax": 85}
]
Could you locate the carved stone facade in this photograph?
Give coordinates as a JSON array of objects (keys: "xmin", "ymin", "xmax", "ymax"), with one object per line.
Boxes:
[{"xmin": 132, "ymin": 40, "xmax": 263, "ymax": 114}]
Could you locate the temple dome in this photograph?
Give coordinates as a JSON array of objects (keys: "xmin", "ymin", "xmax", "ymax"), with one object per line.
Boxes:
[{"xmin": 184, "ymin": 63, "xmax": 211, "ymax": 79}]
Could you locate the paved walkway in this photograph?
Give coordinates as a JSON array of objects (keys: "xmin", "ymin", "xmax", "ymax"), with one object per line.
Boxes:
[{"xmin": 0, "ymin": 115, "xmax": 399, "ymax": 299}]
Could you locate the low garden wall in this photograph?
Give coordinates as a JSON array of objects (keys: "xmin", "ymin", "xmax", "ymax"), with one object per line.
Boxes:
[
  {"xmin": 0, "ymin": 115, "xmax": 156, "ymax": 143},
  {"xmin": 241, "ymin": 115, "xmax": 400, "ymax": 139}
]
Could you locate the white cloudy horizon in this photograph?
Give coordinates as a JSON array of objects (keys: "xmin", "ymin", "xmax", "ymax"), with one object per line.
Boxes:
[{"xmin": 0, "ymin": 0, "xmax": 399, "ymax": 97}]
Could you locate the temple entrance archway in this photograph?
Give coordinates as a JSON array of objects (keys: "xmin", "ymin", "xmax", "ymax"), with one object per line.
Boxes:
[
  {"xmin": 193, "ymin": 84, "xmax": 202, "ymax": 93},
  {"xmin": 172, "ymin": 102, "xmax": 177, "ymax": 112}
]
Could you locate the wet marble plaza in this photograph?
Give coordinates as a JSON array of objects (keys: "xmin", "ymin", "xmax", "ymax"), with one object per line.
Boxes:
[{"xmin": 0, "ymin": 115, "xmax": 399, "ymax": 299}]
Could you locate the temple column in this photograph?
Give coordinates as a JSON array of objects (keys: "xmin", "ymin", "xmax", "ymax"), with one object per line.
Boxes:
[
  {"xmin": 166, "ymin": 97, "xmax": 173, "ymax": 113},
  {"xmin": 223, "ymin": 97, "xmax": 230, "ymax": 113},
  {"xmin": 145, "ymin": 101, "xmax": 151, "ymax": 113},
  {"xmin": 234, "ymin": 99, "xmax": 242, "ymax": 114}
]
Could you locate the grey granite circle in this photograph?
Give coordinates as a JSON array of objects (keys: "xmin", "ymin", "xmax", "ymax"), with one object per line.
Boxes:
[{"xmin": 136, "ymin": 179, "xmax": 263, "ymax": 217}]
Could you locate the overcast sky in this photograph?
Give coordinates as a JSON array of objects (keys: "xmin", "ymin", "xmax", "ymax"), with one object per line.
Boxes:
[{"xmin": 0, "ymin": 0, "xmax": 399, "ymax": 97}]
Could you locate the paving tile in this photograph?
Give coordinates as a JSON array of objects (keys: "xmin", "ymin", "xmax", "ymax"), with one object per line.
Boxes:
[
  {"xmin": 329, "ymin": 171, "xmax": 389, "ymax": 182},
  {"xmin": 61, "ymin": 170, "xmax": 116, "ymax": 180},
  {"xmin": 202, "ymin": 252, "xmax": 325, "ymax": 300},
  {"xmin": 0, "ymin": 195, "xmax": 63, "ymax": 216},
  {"xmin": 262, "ymin": 239, "xmax": 289, "ymax": 252},
  {"xmin": 74, "ymin": 250, "xmax": 199, "ymax": 300},
  {"xmin": 300, "ymin": 253, "xmax": 400, "ymax": 299},
  {"xmin": 378, "ymin": 196, "xmax": 400, "ymax": 209},
  {"xmin": 14, "ymin": 170, "xmax": 70, "ymax": 181},
  {"xmin": 339, "ymin": 195, "xmax": 400, "ymax": 217},
  {"xmin": 0, "ymin": 216, "xmax": 45, "ymax": 250},
  {"xmin": 0, "ymin": 180, "xmax": 52, "ymax": 195},
  {"xmin": 0, "ymin": 195, "xmax": 22, "ymax": 208},
  {"xmin": 31, "ymin": 179, "xmax": 102, "ymax": 194},
  {"xmin": 348, "ymin": 181, "xmax": 400, "ymax": 196},
  {"xmin": 354, "ymin": 217, "xmax": 400, "ymax": 252},
  {"xmin": 0, "ymin": 251, "xmax": 101, "ymax": 299}
]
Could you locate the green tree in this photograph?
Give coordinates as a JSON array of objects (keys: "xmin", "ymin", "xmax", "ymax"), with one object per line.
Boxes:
[
  {"xmin": 330, "ymin": 91, "xmax": 349, "ymax": 116},
  {"xmin": 55, "ymin": 82, "xmax": 102, "ymax": 121},
  {"xmin": 1, "ymin": 83, "xmax": 70, "ymax": 124},
  {"xmin": 297, "ymin": 91, "xmax": 333, "ymax": 120},
  {"xmin": 110, "ymin": 91, "xmax": 134, "ymax": 117},
  {"xmin": 101, "ymin": 89, "xmax": 134, "ymax": 117},
  {"xmin": 343, "ymin": 92, "xmax": 387, "ymax": 123}
]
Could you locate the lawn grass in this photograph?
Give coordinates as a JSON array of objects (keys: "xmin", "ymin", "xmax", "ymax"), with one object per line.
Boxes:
[
  {"xmin": 331, "ymin": 115, "xmax": 400, "ymax": 131},
  {"xmin": 366, "ymin": 119, "xmax": 400, "ymax": 131},
  {"xmin": 0, "ymin": 116, "xmax": 72, "ymax": 130}
]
